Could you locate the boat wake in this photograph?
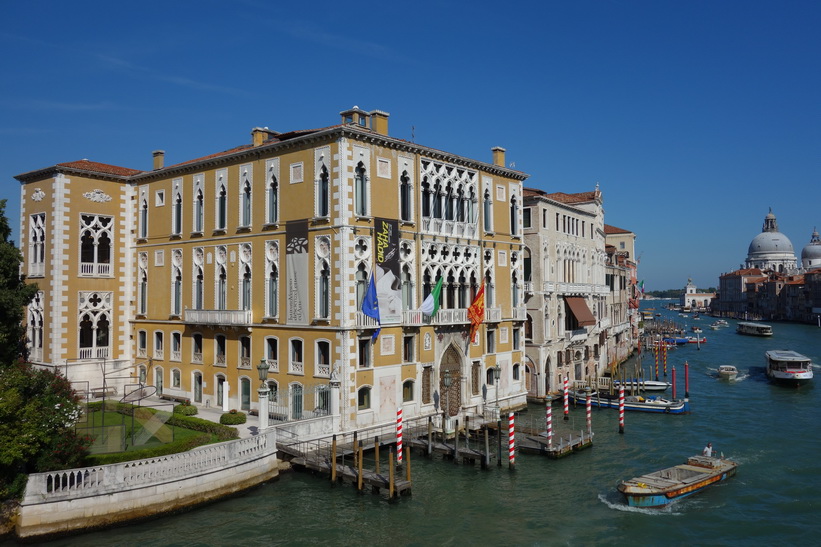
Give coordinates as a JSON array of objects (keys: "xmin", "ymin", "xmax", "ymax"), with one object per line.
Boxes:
[{"xmin": 598, "ymin": 493, "xmax": 683, "ymax": 516}]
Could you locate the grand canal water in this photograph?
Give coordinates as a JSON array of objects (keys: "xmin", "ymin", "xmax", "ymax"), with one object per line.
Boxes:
[{"xmin": 32, "ymin": 302, "xmax": 821, "ymax": 546}]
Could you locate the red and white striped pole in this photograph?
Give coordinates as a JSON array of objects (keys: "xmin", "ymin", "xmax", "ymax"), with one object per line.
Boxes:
[
  {"xmin": 672, "ymin": 366, "xmax": 677, "ymax": 400},
  {"xmin": 663, "ymin": 342, "xmax": 668, "ymax": 377},
  {"xmin": 618, "ymin": 385, "xmax": 625, "ymax": 434},
  {"xmin": 563, "ymin": 376, "xmax": 569, "ymax": 421},
  {"xmin": 396, "ymin": 407, "xmax": 403, "ymax": 464},
  {"xmin": 685, "ymin": 360, "xmax": 690, "ymax": 399},
  {"xmin": 546, "ymin": 400, "xmax": 553, "ymax": 449},
  {"xmin": 508, "ymin": 412, "xmax": 516, "ymax": 468},
  {"xmin": 585, "ymin": 389, "xmax": 592, "ymax": 436}
]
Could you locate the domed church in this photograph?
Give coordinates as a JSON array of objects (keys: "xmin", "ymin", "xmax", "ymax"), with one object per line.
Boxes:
[
  {"xmin": 801, "ymin": 227, "xmax": 821, "ymax": 270},
  {"xmin": 745, "ymin": 209, "xmax": 797, "ymax": 272}
]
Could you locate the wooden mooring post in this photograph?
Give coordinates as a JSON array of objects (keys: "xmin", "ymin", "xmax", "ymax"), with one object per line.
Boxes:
[{"xmin": 331, "ymin": 434, "xmax": 338, "ymax": 482}]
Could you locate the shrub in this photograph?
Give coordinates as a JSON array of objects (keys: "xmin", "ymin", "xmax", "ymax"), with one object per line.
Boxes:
[
  {"xmin": 219, "ymin": 410, "xmax": 247, "ymax": 425},
  {"xmin": 88, "ymin": 434, "xmax": 212, "ymax": 465},
  {"xmin": 174, "ymin": 403, "xmax": 198, "ymax": 416}
]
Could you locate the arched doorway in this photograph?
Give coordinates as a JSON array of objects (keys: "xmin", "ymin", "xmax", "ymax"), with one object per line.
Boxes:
[
  {"xmin": 439, "ymin": 345, "xmax": 462, "ymax": 418},
  {"xmin": 525, "ymin": 357, "xmax": 537, "ymax": 397}
]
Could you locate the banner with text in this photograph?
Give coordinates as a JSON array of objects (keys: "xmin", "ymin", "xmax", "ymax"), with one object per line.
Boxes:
[
  {"xmin": 286, "ymin": 220, "xmax": 309, "ymax": 325},
  {"xmin": 374, "ymin": 217, "xmax": 402, "ymax": 325}
]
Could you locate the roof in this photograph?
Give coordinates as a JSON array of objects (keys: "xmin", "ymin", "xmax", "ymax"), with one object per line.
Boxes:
[
  {"xmin": 720, "ymin": 268, "xmax": 763, "ymax": 278},
  {"xmin": 604, "ymin": 224, "xmax": 633, "ymax": 235},
  {"xmin": 523, "ymin": 187, "xmax": 599, "ymax": 204},
  {"xmin": 15, "ymin": 159, "xmax": 143, "ymax": 182}
]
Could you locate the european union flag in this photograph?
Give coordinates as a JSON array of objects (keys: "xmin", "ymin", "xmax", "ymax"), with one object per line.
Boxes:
[{"xmin": 362, "ymin": 273, "xmax": 381, "ymax": 341}]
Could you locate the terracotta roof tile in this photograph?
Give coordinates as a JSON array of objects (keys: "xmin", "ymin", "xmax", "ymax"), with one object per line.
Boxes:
[
  {"xmin": 56, "ymin": 160, "xmax": 142, "ymax": 177},
  {"xmin": 604, "ymin": 224, "xmax": 632, "ymax": 234}
]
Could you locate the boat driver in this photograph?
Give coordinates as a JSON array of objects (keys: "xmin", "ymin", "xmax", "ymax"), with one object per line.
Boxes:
[{"xmin": 702, "ymin": 442, "xmax": 713, "ymax": 457}]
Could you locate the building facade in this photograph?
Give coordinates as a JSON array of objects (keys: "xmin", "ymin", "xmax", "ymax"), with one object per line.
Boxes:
[{"xmin": 16, "ymin": 107, "xmax": 529, "ymax": 432}]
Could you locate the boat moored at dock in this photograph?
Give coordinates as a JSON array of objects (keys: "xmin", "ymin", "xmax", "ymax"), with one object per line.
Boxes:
[
  {"xmin": 569, "ymin": 391, "xmax": 689, "ymax": 414},
  {"xmin": 765, "ymin": 350, "xmax": 813, "ymax": 386},
  {"xmin": 737, "ymin": 322, "xmax": 773, "ymax": 336},
  {"xmin": 618, "ymin": 455, "xmax": 739, "ymax": 508}
]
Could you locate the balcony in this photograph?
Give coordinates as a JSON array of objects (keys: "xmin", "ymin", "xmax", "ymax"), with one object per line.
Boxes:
[
  {"xmin": 238, "ymin": 356, "xmax": 251, "ymax": 369},
  {"xmin": 433, "ymin": 308, "xmax": 467, "ymax": 325},
  {"xmin": 79, "ymin": 262, "xmax": 112, "ymax": 277},
  {"xmin": 512, "ymin": 307, "xmax": 527, "ymax": 321},
  {"xmin": 598, "ymin": 317, "xmax": 611, "ymax": 329},
  {"xmin": 185, "ymin": 309, "xmax": 252, "ymax": 326},
  {"xmin": 523, "ymin": 282, "xmax": 533, "ymax": 295},
  {"xmin": 565, "ymin": 328, "xmax": 588, "ymax": 343},
  {"xmin": 485, "ymin": 308, "xmax": 502, "ymax": 323},
  {"xmin": 316, "ymin": 362, "xmax": 331, "ymax": 377},
  {"xmin": 265, "ymin": 358, "xmax": 279, "ymax": 374},
  {"xmin": 29, "ymin": 262, "xmax": 45, "ymax": 277},
  {"xmin": 421, "ymin": 217, "xmax": 476, "ymax": 239},
  {"xmin": 78, "ymin": 347, "xmax": 109, "ymax": 360}
]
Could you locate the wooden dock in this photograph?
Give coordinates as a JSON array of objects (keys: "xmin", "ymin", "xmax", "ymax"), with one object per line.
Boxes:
[{"xmin": 516, "ymin": 430, "xmax": 593, "ymax": 459}]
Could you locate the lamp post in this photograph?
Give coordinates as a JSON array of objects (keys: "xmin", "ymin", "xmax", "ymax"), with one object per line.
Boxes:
[
  {"xmin": 493, "ymin": 364, "xmax": 501, "ymax": 466},
  {"xmin": 256, "ymin": 358, "xmax": 270, "ymax": 432}
]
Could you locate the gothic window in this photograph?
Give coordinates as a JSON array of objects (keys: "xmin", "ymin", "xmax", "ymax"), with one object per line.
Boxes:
[
  {"xmin": 483, "ymin": 188, "xmax": 493, "ymax": 232},
  {"xmin": 400, "ymin": 170, "xmax": 412, "ymax": 222},
  {"xmin": 266, "ymin": 166, "xmax": 279, "ymax": 224},
  {"xmin": 240, "ymin": 178, "xmax": 252, "ymax": 227},
  {"xmin": 317, "ymin": 260, "xmax": 330, "ymax": 319},
  {"xmin": 354, "ymin": 162, "xmax": 368, "ymax": 216},
  {"xmin": 77, "ymin": 291, "xmax": 111, "ymax": 359},
  {"xmin": 241, "ymin": 265, "xmax": 252, "ymax": 311},
  {"xmin": 172, "ymin": 266, "xmax": 182, "ymax": 315},
  {"xmin": 421, "ymin": 177, "xmax": 431, "ymax": 218},
  {"xmin": 355, "ymin": 262, "xmax": 368, "ymax": 309},
  {"xmin": 139, "ymin": 197, "xmax": 148, "ymax": 238},
  {"xmin": 29, "ymin": 213, "xmax": 46, "ymax": 277},
  {"xmin": 27, "ymin": 291, "xmax": 44, "ymax": 362},
  {"xmin": 216, "ymin": 265, "xmax": 227, "ymax": 310},
  {"xmin": 485, "ymin": 270, "xmax": 495, "ymax": 307},
  {"xmin": 267, "ymin": 264, "xmax": 278, "ymax": 318},
  {"xmin": 194, "ymin": 188, "xmax": 204, "ymax": 233},
  {"xmin": 317, "ymin": 165, "xmax": 330, "ymax": 218},
  {"xmin": 79, "ymin": 215, "xmax": 113, "ymax": 277},
  {"xmin": 510, "ymin": 195, "xmax": 519, "ymax": 236},
  {"xmin": 216, "ymin": 183, "xmax": 227, "ymax": 230},
  {"xmin": 401, "ymin": 264, "xmax": 413, "ymax": 310},
  {"xmin": 445, "ymin": 183, "xmax": 455, "ymax": 221},
  {"xmin": 138, "ymin": 266, "xmax": 148, "ymax": 315},
  {"xmin": 194, "ymin": 266, "xmax": 204, "ymax": 310},
  {"xmin": 173, "ymin": 191, "xmax": 183, "ymax": 235},
  {"xmin": 433, "ymin": 180, "xmax": 443, "ymax": 219}
]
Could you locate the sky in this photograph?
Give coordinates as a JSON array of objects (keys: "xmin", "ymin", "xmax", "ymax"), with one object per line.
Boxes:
[{"xmin": 1, "ymin": 0, "xmax": 819, "ymax": 291}]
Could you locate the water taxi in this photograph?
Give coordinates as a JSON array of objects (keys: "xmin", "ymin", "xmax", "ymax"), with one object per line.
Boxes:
[
  {"xmin": 612, "ymin": 379, "xmax": 671, "ymax": 392},
  {"xmin": 736, "ymin": 322, "xmax": 773, "ymax": 336},
  {"xmin": 765, "ymin": 350, "xmax": 813, "ymax": 386},
  {"xmin": 569, "ymin": 391, "xmax": 689, "ymax": 414},
  {"xmin": 618, "ymin": 455, "xmax": 738, "ymax": 508},
  {"xmin": 718, "ymin": 365, "xmax": 738, "ymax": 381}
]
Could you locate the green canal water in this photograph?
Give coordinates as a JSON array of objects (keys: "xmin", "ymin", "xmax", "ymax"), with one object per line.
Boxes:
[{"xmin": 32, "ymin": 303, "xmax": 821, "ymax": 546}]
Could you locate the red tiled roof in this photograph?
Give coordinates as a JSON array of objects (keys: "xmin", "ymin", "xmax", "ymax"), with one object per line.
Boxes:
[
  {"xmin": 523, "ymin": 187, "xmax": 599, "ymax": 204},
  {"xmin": 56, "ymin": 160, "xmax": 142, "ymax": 177},
  {"xmin": 604, "ymin": 224, "xmax": 632, "ymax": 234},
  {"xmin": 168, "ymin": 144, "xmax": 255, "ymax": 168},
  {"xmin": 720, "ymin": 268, "xmax": 763, "ymax": 278}
]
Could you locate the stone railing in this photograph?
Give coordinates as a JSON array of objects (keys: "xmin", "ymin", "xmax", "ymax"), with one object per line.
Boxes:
[
  {"xmin": 184, "ymin": 309, "xmax": 252, "ymax": 326},
  {"xmin": 485, "ymin": 307, "xmax": 502, "ymax": 322},
  {"xmin": 22, "ymin": 429, "xmax": 276, "ymax": 504}
]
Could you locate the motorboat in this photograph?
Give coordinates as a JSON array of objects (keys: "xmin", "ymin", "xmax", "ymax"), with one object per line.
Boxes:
[
  {"xmin": 618, "ymin": 455, "xmax": 738, "ymax": 508},
  {"xmin": 686, "ymin": 336, "xmax": 706, "ymax": 344},
  {"xmin": 765, "ymin": 350, "xmax": 813, "ymax": 386},
  {"xmin": 612, "ymin": 379, "xmax": 671, "ymax": 392},
  {"xmin": 569, "ymin": 391, "xmax": 689, "ymax": 414},
  {"xmin": 717, "ymin": 365, "xmax": 738, "ymax": 381},
  {"xmin": 737, "ymin": 322, "xmax": 773, "ymax": 336},
  {"xmin": 691, "ymin": 326, "xmax": 703, "ymax": 334}
]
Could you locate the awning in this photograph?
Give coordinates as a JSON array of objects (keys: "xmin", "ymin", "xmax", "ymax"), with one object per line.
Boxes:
[{"xmin": 565, "ymin": 297, "xmax": 597, "ymax": 327}]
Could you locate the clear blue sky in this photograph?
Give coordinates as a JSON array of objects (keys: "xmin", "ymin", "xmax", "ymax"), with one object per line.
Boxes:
[{"xmin": 2, "ymin": 0, "xmax": 819, "ymax": 291}]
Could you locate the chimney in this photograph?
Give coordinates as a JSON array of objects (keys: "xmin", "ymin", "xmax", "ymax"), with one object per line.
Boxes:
[
  {"xmin": 370, "ymin": 110, "xmax": 390, "ymax": 136},
  {"xmin": 153, "ymin": 150, "xmax": 165, "ymax": 170},
  {"xmin": 251, "ymin": 127, "xmax": 280, "ymax": 147},
  {"xmin": 492, "ymin": 147, "xmax": 506, "ymax": 167}
]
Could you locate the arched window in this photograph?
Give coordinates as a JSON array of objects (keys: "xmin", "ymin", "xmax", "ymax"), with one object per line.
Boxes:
[
  {"xmin": 267, "ymin": 175, "xmax": 279, "ymax": 224},
  {"xmin": 240, "ymin": 377, "xmax": 251, "ymax": 411},
  {"xmin": 354, "ymin": 162, "xmax": 368, "ymax": 216},
  {"xmin": 510, "ymin": 195, "xmax": 519, "ymax": 236},
  {"xmin": 194, "ymin": 189, "xmax": 204, "ymax": 232},
  {"xmin": 217, "ymin": 266, "xmax": 227, "ymax": 310},
  {"xmin": 138, "ymin": 269, "xmax": 148, "ymax": 315},
  {"xmin": 194, "ymin": 266, "xmax": 204, "ymax": 310},
  {"xmin": 267, "ymin": 264, "xmax": 278, "ymax": 317},
  {"xmin": 173, "ymin": 192, "xmax": 183, "ymax": 235},
  {"xmin": 401, "ymin": 264, "xmax": 413, "ymax": 310},
  {"xmin": 400, "ymin": 171, "xmax": 412, "ymax": 222},
  {"xmin": 172, "ymin": 267, "xmax": 182, "ymax": 315},
  {"xmin": 318, "ymin": 260, "xmax": 330, "ymax": 319},
  {"xmin": 139, "ymin": 198, "xmax": 148, "ymax": 238},
  {"xmin": 433, "ymin": 180, "xmax": 443, "ymax": 219},
  {"xmin": 215, "ymin": 335, "xmax": 226, "ymax": 366},
  {"xmin": 402, "ymin": 380, "xmax": 415, "ymax": 402},
  {"xmin": 483, "ymin": 188, "xmax": 493, "ymax": 232},
  {"xmin": 421, "ymin": 178, "xmax": 431, "ymax": 218},
  {"xmin": 241, "ymin": 179, "xmax": 252, "ymax": 227},
  {"xmin": 241, "ymin": 265, "xmax": 252, "ymax": 311},
  {"xmin": 217, "ymin": 184, "xmax": 227, "ymax": 230},
  {"xmin": 317, "ymin": 165, "xmax": 330, "ymax": 218},
  {"xmin": 445, "ymin": 183, "xmax": 455, "ymax": 221},
  {"xmin": 355, "ymin": 263, "xmax": 368, "ymax": 308}
]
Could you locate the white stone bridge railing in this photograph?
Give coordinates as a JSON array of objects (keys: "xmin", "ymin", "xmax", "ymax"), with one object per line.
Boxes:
[{"xmin": 22, "ymin": 429, "xmax": 277, "ymax": 504}]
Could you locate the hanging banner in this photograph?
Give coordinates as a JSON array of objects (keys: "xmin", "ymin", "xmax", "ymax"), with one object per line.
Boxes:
[
  {"xmin": 374, "ymin": 217, "xmax": 402, "ymax": 325},
  {"xmin": 286, "ymin": 219, "xmax": 309, "ymax": 325}
]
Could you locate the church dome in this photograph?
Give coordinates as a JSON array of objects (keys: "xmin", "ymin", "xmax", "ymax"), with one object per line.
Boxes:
[
  {"xmin": 801, "ymin": 228, "xmax": 821, "ymax": 267},
  {"xmin": 745, "ymin": 209, "xmax": 797, "ymax": 272}
]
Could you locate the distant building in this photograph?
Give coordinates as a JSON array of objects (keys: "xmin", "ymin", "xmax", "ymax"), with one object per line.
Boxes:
[
  {"xmin": 801, "ymin": 228, "xmax": 821, "ymax": 270},
  {"xmin": 679, "ymin": 278, "xmax": 715, "ymax": 311},
  {"xmin": 745, "ymin": 209, "xmax": 797, "ymax": 272}
]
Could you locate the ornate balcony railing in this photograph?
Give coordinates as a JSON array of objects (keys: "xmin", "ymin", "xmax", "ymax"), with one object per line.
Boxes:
[
  {"xmin": 79, "ymin": 262, "xmax": 112, "ymax": 277},
  {"xmin": 185, "ymin": 309, "xmax": 252, "ymax": 326},
  {"xmin": 485, "ymin": 308, "xmax": 502, "ymax": 322},
  {"xmin": 78, "ymin": 347, "xmax": 109, "ymax": 359},
  {"xmin": 265, "ymin": 358, "xmax": 279, "ymax": 374},
  {"xmin": 29, "ymin": 262, "xmax": 45, "ymax": 277},
  {"xmin": 513, "ymin": 307, "xmax": 527, "ymax": 321}
]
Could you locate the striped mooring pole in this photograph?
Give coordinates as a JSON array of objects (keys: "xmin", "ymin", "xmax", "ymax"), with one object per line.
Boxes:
[
  {"xmin": 585, "ymin": 389, "xmax": 592, "ymax": 436},
  {"xmin": 663, "ymin": 342, "xmax": 668, "ymax": 377},
  {"xmin": 396, "ymin": 407, "xmax": 403, "ymax": 464},
  {"xmin": 618, "ymin": 385, "xmax": 625, "ymax": 434},
  {"xmin": 672, "ymin": 366, "xmax": 677, "ymax": 400},
  {"xmin": 508, "ymin": 412, "xmax": 516, "ymax": 468},
  {"xmin": 546, "ymin": 400, "xmax": 553, "ymax": 449},
  {"xmin": 563, "ymin": 376, "xmax": 569, "ymax": 421}
]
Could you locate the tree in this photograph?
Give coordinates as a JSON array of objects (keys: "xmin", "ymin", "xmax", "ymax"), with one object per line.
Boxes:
[
  {"xmin": 0, "ymin": 199, "xmax": 38, "ymax": 364},
  {"xmin": 0, "ymin": 362, "xmax": 91, "ymax": 499}
]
